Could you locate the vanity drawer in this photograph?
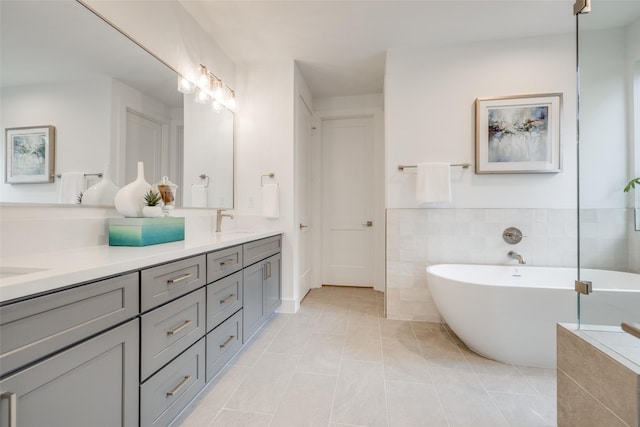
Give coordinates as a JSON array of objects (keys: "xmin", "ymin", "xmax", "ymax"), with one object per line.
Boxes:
[
  {"xmin": 141, "ymin": 288, "xmax": 206, "ymax": 380},
  {"xmin": 141, "ymin": 254, "xmax": 206, "ymax": 312},
  {"xmin": 206, "ymin": 309, "xmax": 243, "ymax": 382},
  {"xmin": 243, "ymin": 235, "xmax": 282, "ymax": 267},
  {"xmin": 0, "ymin": 272, "xmax": 138, "ymax": 377},
  {"xmin": 207, "ymin": 271, "xmax": 243, "ymax": 332},
  {"xmin": 140, "ymin": 338, "xmax": 205, "ymax": 427},
  {"xmin": 207, "ymin": 245, "xmax": 243, "ymax": 283}
]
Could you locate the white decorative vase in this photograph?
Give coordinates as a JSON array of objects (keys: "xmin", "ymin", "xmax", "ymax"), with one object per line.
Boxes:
[
  {"xmin": 142, "ymin": 206, "xmax": 164, "ymax": 218},
  {"xmin": 114, "ymin": 162, "xmax": 150, "ymax": 217},
  {"xmin": 82, "ymin": 162, "xmax": 120, "ymax": 206}
]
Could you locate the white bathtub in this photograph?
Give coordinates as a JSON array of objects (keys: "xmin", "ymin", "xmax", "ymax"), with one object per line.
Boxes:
[{"xmin": 426, "ymin": 264, "xmax": 640, "ymax": 368}]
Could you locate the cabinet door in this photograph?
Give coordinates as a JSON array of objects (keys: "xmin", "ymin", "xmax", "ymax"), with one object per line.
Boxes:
[
  {"xmin": 242, "ymin": 261, "xmax": 264, "ymax": 343},
  {"xmin": 263, "ymin": 253, "xmax": 282, "ymax": 317},
  {"xmin": 0, "ymin": 319, "xmax": 139, "ymax": 427}
]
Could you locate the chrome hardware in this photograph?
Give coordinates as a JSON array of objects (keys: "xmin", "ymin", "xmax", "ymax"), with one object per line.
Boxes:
[
  {"xmin": 216, "ymin": 209, "xmax": 234, "ymax": 233},
  {"xmin": 573, "ymin": 0, "xmax": 591, "ymax": 15},
  {"xmin": 362, "ymin": 221, "xmax": 373, "ymax": 227},
  {"xmin": 266, "ymin": 261, "xmax": 272, "ymax": 279},
  {"xmin": 575, "ymin": 280, "xmax": 592, "ymax": 295},
  {"xmin": 219, "ymin": 294, "xmax": 236, "ymax": 304},
  {"xmin": 166, "ymin": 320, "xmax": 192, "ymax": 336},
  {"xmin": 299, "ymin": 223, "xmax": 309, "ymax": 230},
  {"xmin": 1, "ymin": 392, "xmax": 17, "ymax": 427},
  {"xmin": 219, "ymin": 335, "xmax": 236, "ymax": 349},
  {"xmin": 503, "ymin": 227, "xmax": 523, "ymax": 244},
  {"xmin": 167, "ymin": 273, "xmax": 193, "ymax": 284},
  {"xmin": 220, "ymin": 258, "xmax": 235, "ymax": 266},
  {"xmin": 398, "ymin": 163, "xmax": 471, "ymax": 170},
  {"xmin": 166, "ymin": 375, "xmax": 191, "ymax": 397},
  {"xmin": 507, "ymin": 251, "xmax": 526, "ymax": 265}
]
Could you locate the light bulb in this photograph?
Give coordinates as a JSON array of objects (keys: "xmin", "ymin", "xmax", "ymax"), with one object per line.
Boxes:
[
  {"xmin": 177, "ymin": 76, "xmax": 195, "ymax": 94},
  {"xmin": 212, "ymin": 100, "xmax": 223, "ymax": 113},
  {"xmin": 197, "ymin": 65, "xmax": 209, "ymax": 87},
  {"xmin": 195, "ymin": 87, "xmax": 211, "ymax": 104}
]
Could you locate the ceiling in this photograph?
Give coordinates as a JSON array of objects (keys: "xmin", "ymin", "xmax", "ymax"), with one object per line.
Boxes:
[{"xmin": 179, "ymin": 0, "xmax": 582, "ymax": 98}]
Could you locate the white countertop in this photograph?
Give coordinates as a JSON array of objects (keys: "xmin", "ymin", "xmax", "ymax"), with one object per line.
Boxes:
[{"xmin": 0, "ymin": 230, "xmax": 282, "ymax": 304}]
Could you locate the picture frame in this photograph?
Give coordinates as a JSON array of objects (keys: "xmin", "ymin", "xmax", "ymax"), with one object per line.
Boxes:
[
  {"xmin": 5, "ymin": 125, "xmax": 55, "ymax": 183},
  {"xmin": 475, "ymin": 93, "xmax": 562, "ymax": 174}
]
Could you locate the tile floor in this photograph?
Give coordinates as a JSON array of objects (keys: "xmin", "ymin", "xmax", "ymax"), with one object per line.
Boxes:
[{"xmin": 175, "ymin": 286, "xmax": 557, "ymax": 427}]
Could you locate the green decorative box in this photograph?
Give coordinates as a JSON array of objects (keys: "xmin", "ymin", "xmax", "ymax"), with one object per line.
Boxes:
[{"xmin": 108, "ymin": 217, "xmax": 185, "ymax": 246}]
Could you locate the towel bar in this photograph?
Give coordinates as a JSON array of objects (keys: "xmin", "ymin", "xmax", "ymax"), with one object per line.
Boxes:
[
  {"xmin": 398, "ymin": 163, "xmax": 471, "ymax": 171},
  {"xmin": 55, "ymin": 173, "xmax": 103, "ymax": 178}
]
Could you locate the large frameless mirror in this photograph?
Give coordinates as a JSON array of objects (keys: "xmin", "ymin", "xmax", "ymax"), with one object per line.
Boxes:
[{"xmin": 0, "ymin": 0, "xmax": 234, "ymax": 209}]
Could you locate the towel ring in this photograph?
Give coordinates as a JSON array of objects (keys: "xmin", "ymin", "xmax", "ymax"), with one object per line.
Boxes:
[
  {"xmin": 198, "ymin": 174, "xmax": 210, "ymax": 188},
  {"xmin": 261, "ymin": 173, "xmax": 275, "ymax": 186}
]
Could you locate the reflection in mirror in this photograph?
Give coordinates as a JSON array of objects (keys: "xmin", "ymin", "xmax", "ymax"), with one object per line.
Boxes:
[{"xmin": 0, "ymin": 0, "xmax": 234, "ymax": 209}]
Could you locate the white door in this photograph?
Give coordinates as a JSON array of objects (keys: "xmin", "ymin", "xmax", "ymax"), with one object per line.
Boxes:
[
  {"xmin": 125, "ymin": 109, "xmax": 165, "ymax": 185},
  {"xmin": 296, "ymin": 95, "xmax": 313, "ymax": 300},
  {"xmin": 321, "ymin": 116, "xmax": 375, "ymax": 286}
]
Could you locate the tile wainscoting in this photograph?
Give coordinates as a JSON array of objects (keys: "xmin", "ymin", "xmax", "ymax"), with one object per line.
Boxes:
[{"xmin": 386, "ymin": 208, "xmax": 638, "ymax": 322}]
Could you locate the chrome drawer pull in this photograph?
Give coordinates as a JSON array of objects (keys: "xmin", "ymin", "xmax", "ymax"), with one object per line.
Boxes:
[
  {"xmin": 167, "ymin": 320, "xmax": 193, "ymax": 336},
  {"xmin": 1, "ymin": 392, "xmax": 17, "ymax": 427},
  {"xmin": 219, "ymin": 293, "xmax": 236, "ymax": 304},
  {"xmin": 167, "ymin": 273, "xmax": 193, "ymax": 284},
  {"xmin": 220, "ymin": 258, "xmax": 235, "ymax": 266},
  {"xmin": 219, "ymin": 335, "xmax": 236, "ymax": 349},
  {"xmin": 166, "ymin": 375, "xmax": 191, "ymax": 397}
]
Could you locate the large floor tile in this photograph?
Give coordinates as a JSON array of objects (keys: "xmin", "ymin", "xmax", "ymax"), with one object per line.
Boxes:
[
  {"xmin": 270, "ymin": 372, "xmax": 337, "ymax": 427},
  {"xmin": 209, "ymin": 409, "xmax": 272, "ymax": 427},
  {"xmin": 331, "ymin": 359, "xmax": 389, "ymax": 427},
  {"xmin": 490, "ymin": 392, "xmax": 557, "ymax": 427},
  {"xmin": 296, "ymin": 333, "xmax": 346, "ymax": 375},
  {"xmin": 382, "ymin": 337, "xmax": 432, "ymax": 383},
  {"xmin": 386, "ymin": 380, "xmax": 448, "ymax": 427}
]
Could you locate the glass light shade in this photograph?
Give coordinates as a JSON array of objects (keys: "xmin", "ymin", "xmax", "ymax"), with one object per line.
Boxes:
[
  {"xmin": 195, "ymin": 87, "xmax": 211, "ymax": 104},
  {"xmin": 212, "ymin": 100, "xmax": 223, "ymax": 113},
  {"xmin": 177, "ymin": 76, "xmax": 195, "ymax": 94}
]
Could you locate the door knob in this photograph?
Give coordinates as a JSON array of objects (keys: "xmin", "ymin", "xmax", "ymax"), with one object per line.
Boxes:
[
  {"xmin": 299, "ymin": 223, "xmax": 309, "ymax": 230},
  {"xmin": 362, "ymin": 221, "xmax": 373, "ymax": 227}
]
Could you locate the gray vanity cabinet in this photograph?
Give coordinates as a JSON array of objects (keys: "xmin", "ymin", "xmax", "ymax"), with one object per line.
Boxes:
[
  {"xmin": 242, "ymin": 236, "xmax": 282, "ymax": 343},
  {"xmin": 0, "ymin": 319, "xmax": 139, "ymax": 427}
]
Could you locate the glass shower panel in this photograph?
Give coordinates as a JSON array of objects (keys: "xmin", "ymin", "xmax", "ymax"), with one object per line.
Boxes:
[{"xmin": 577, "ymin": 2, "xmax": 640, "ymax": 336}]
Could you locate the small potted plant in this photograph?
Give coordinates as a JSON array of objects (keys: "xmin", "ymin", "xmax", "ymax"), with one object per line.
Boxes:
[
  {"xmin": 624, "ymin": 177, "xmax": 640, "ymax": 193},
  {"xmin": 142, "ymin": 189, "xmax": 164, "ymax": 217}
]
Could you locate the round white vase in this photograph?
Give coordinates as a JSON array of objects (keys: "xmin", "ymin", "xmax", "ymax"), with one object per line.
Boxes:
[
  {"xmin": 114, "ymin": 161, "xmax": 151, "ymax": 217},
  {"xmin": 82, "ymin": 162, "xmax": 120, "ymax": 206},
  {"xmin": 142, "ymin": 206, "xmax": 164, "ymax": 218}
]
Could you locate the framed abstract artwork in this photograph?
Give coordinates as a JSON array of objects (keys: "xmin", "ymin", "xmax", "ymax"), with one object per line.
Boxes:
[
  {"xmin": 5, "ymin": 125, "xmax": 55, "ymax": 183},
  {"xmin": 475, "ymin": 93, "xmax": 562, "ymax": 174}
]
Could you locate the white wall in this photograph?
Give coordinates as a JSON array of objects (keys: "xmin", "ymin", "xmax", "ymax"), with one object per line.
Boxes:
[
  {"xmin": 385, "ymin": 33, "xmax": 577, "ymax": 209},
  {"xmin": 234, "ymin": 60, "xmax": 297, "ymax": 311}
]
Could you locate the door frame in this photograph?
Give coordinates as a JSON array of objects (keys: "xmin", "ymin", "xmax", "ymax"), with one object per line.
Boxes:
[{"xmin": 313, "ymin": 106, "xmax": 385, "ymax": 292}]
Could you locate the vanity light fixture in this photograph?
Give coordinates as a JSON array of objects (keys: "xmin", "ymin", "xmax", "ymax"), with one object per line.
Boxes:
[{"xmin": 178, "ymin": 63, "xmax": 238, "ymax": 111}]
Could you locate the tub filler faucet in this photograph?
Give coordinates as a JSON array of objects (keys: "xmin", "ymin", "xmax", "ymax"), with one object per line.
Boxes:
[{"xmin": 508, "ymin": 251, "xmax": 526, "ymax": 264}]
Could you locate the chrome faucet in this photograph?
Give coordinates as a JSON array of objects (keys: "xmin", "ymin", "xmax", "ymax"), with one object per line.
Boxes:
[
  {"xmin": 216, "ymin": 209, "xmax": 234, "ymax": 233},
  {"xmin": 508, "ymin": 251, "xmax": 526, "ymax": 265}
]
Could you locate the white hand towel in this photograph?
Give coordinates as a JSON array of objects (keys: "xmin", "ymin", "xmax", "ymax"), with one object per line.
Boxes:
[
  {"xmin": 416, "ymin": 162, "xmax": 452, "ymax": 203},
  {"xmin": 262, "ymin": 183, "xmax": 280, "ymax": 219},
  {"xmin": 191, "ymin": 184, "xmax": 208, "ymax": 207},
  {"xmin": 58, "ymin": 172, "xmax": 85, "ymax": 204}
]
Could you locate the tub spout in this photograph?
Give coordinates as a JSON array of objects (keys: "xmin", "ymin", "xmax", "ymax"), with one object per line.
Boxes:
[{"xmin": 508, "ymin": 251, "xmax": 526, "ymax": 264}]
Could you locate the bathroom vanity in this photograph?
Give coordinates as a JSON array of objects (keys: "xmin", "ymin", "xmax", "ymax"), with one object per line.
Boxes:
[{"xmin": 0, "ymin": 231, "xmax": 282, "ymax": 427}]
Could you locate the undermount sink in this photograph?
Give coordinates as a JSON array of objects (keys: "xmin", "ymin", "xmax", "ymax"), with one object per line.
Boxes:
[{"xmin": 0, "ymin": 266, "xmax": 49, "ymax": 279}]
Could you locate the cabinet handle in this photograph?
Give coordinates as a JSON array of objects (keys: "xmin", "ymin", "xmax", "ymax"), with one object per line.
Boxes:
[
  {"xmin": 1, "ymin": 392, "xmax": 16, "ymax": 427},
  {"xmin": 166, "ymin": 320, "xmax": 193, "ymax": 336},
  {"xmin": 220, "ymin": 258, "xmax": 235, "ymax": 266},
  {"xmin": 266, "ymin": 261, "xmax": 272, "ymax": 279},
  {"xmin": 219, "ymin": 335, "xmax": 236, "ymax": 349},
  {"xmin": 167, "ymin": 273, "xmax": 193, "ymax": 284},
  {"xmin": 166, "ymin": 375, "xmax": 191, "ymax": 397},
  {"xmin": 219, "ymin": 293, "xmax": 236, "ymax": 304},
  {"xmin": 263, "ymin": 265, "xmax": 268, "ymax": 280}
]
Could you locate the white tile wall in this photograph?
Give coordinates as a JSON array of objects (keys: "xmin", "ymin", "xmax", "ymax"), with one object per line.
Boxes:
[{"xmin": 386, "ymin": 208, "xmax": 638, "ymax": 322}]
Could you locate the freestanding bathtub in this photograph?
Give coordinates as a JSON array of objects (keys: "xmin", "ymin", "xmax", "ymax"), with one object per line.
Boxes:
[{"xmin": 426, "ymin": 264, "xmax": 640, "ymax": 368}]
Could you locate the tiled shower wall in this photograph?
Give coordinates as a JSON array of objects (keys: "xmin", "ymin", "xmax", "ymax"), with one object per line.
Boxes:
[{"xmin": 386, "ymin": 208, "xmax": 638, "ymax": 322}]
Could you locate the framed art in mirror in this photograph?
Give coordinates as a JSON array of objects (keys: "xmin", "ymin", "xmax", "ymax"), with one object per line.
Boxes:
[
  {"xmin": 5, "ymin": 125, "xmax": 55, "ymax": 184},
  {"xmin": 475, "ymin": 93, "xmax": 562, "ymax": 174}
]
